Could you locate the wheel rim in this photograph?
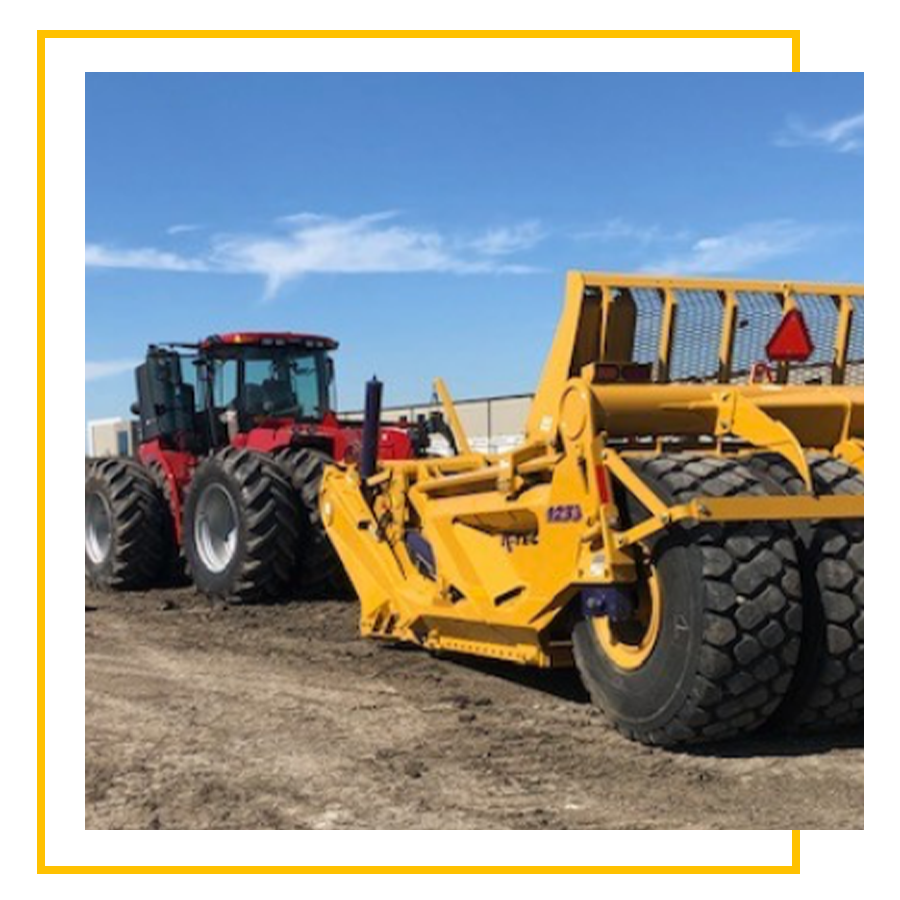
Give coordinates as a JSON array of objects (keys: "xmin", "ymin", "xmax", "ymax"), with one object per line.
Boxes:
[
  {"xmin": 593, "ymin": 558, "xmax": 663, "ymax": 671},
  {"xmin": 194, "ymin": 483, "xmax": 240, "ymax": 574},
  {"xmin": 85, "ymin": 492, "xmax": 113, "ymax": 565}
]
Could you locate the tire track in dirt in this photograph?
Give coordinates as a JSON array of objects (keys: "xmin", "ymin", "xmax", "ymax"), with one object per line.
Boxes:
[{"xmin": 86, "ymin": 587, "xmax": 863, "ymax": 829}]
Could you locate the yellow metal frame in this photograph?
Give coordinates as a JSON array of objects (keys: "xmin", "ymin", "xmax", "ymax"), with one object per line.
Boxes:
[
  {"xmin": 322, "ymin": 272, "xmax": 864, "ymax": 672},
  {"xmin": 528, "ymin": 272, "xmax": 863, "ymax": 442},
  {"xmin": 433, "ymin": 377, "xmax": 472, "ymax": 455}
]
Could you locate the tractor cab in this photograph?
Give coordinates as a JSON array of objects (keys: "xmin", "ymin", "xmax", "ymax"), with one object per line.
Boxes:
[
  {"xmin": 198, "ymin": 333, "xmax": 338, "ymax": 437},
  {"xmin": 134, "ymin": 332, "xmax": 339, "ymax": 452}
]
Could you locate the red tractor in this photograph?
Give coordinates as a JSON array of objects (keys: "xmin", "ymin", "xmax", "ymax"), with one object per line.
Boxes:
[{"xmin": 85, "ymin": 332, "xmax": 422, "ymax": 601}]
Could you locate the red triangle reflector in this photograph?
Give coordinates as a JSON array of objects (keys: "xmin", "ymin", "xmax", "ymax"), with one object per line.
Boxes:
[{"xmin": 766, "ymin": 309, "xmax": 815, "ymax": 363}]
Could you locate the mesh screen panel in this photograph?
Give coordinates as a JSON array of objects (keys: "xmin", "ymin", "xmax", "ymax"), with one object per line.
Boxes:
[
  {"xmin": 670, "ymin": 290, "xmax": 724, "ymax": 382},
  {"xmin": 600, "ymin": 281, "xmax": 863, "ymax": 386},
  {"xmin": 847, "ymin": 295, "xmax": 864, "ymax": 385},
  {"xmin": 631, "ymin": 289, "xmax": 664, "ymax": 374},
  {"xmin": 788, "ymin": 293, "xmax": 839, "ymax": 385},
  {"xmin": 794, "ymin": 294, "xmax": 839, "ymax": 367},
  {"xmin": 731, "ymin": 292, "xmax": 784, "ymax": 381}
]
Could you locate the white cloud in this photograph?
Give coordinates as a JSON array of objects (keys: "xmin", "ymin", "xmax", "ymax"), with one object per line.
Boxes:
[
  {"xmin": 211, "ymin": 213, "xmax": 470, "ymax": 297},
  {"xmin": 276, "ymin": 211, "xmax": 338, "ymax": 227},
  {"xmin": 574, "ymin": 218, "xmax": 688, "ymax": 245},
  {"xmin": 87, "ymin": 212, "xmax": 542, "ymax": 298},
  {"xmin": 166, "ymin": 223, "xmax": 203, "ymax": 235},
  {"xmin": 643, "ymin": 220, "xmax": 827, "ymax": 276},
  {"xmin": 469, "ymin": 220, "xmax": 544, "ymax": 256},
  {"xmin": 85, "ymin": 243, "xmax": 208, "ymax": 272},
  {"xmin": 775, "ymin": 112, "xmax": 864, "ymax": 154},
  {"xmin": 85, "ymin": 360, "xmax": 138, "ymax": 383}
]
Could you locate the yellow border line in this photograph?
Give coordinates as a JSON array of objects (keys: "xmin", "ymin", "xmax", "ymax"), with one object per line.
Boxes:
[
  {"xmin": 37, "ymin": 30, "xmax": 800, "ymax": 72},
  {"xmin": 47, "ymin": 31, "xmax": 800, "ymax": 875},
  {"xmin": 40, "ymin": 843, "xmax": 801, "ymax": 875},
  {"xmin": 37, "ymin": 28, "xmax": 47, "ymax": 877}
]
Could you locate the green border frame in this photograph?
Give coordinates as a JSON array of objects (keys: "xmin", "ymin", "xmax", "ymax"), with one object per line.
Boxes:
[{"xmin": 59, "ymin": 31, "xmax": 864, "ymax": 873}]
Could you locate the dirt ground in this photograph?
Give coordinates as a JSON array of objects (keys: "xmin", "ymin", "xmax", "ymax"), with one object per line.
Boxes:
[{"xmin": 85, "ymin": 586, "xmax": 863, "ymax": 830}]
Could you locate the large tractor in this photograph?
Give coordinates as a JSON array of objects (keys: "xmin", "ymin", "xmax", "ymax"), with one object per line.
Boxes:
[
  {"xmin": 322, "ymin": 274, "xmax": 864, "ymax": 746},
  {"xmin": 85, "ymin": 332, "xmax": 423, "ymax": 601}
]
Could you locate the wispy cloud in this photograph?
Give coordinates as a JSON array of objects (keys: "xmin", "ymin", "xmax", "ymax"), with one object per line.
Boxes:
[
  {"xmin": 574, "ymin": 218, "xmax": 689, "ymax": 245},
  {"xmin": 87, "ymin": 212, "xmax": 543, "ymax": 298},
  {"xmin": 166, "ymin": 223, "xmax": 203, "ymax": 236},
  {"xmin": 469, "ymin": 220, "xmax": 544, "ymax": 256},
  {"xmin": 642, "ymin": 220, "xmax": 829, "ymax": 275},
  {"xmin": 85, "ymin": 360, "xmax": 138, "ymax": 383},
  {"xmin": 85, "ymin": 243, "xmax": 208, "ymax": 272},
  {"xmin": 276, "ymin": 212, "xmax": 334, "ymax": 227},
  {"xmin": 775, "ymin": 112, "xmax": 864, "ymax": 154}
]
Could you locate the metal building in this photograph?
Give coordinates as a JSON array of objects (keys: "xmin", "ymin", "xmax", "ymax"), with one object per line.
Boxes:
[
  {"xmin": 87, "ymin": 418, "xmax": 139, "ymax": 458},
  {"xmin": 351, "ymin": 393, "xmax": 533, "ymax": 453},
  {"xmin": 86, "ymin": 393, "xmax": 534, "ymax": 459}
]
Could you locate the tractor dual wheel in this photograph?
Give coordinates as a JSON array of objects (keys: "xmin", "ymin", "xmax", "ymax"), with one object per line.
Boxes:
[
  {"xmin": 184, "ymin": 447, "xmax": 301, "ymax": 603},
  {"xmin": 145, "ymin": 459, "xmax": 190, "ymax": 587},
  {"xmin": 750, "ymin": 454, "xmax": 864, "ymax": 732},
  {"xmin": 85, "ymin": 458, "xmax": 168, "ymax": 591},
  {"xmin": 275, "ymin": 447, "xmax": 350, "ymax": 597},
  {"xmin": 572, "ymin": 454, "xmax": 804, "ymax": 747}
]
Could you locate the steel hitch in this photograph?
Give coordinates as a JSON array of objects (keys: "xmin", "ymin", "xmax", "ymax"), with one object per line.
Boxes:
[{"xmin": 581, "ymin": 586, "xmax": 635, "ymax": 623}]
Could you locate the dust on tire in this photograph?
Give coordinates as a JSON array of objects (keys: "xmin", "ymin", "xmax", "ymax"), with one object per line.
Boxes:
[
  {"xmin": 183, "ymin": 447, "xmax": 300, "ymax": 603},
  {"xmin": 572, "ymin": 454, "xmax": 804, "ymax": 747},
  {"xmin": 85, "ymin": 458, "xmax": 168, "ymax": 591}
]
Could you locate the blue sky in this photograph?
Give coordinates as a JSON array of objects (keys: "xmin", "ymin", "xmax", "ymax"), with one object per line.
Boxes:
[{"xmin": 86, "ymin": 73, "xmax": 863, "ymax": 422}]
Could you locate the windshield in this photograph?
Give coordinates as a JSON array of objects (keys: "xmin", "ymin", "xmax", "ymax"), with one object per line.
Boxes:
[{"xmin": 208, "ymin": 347, "xmax": 332, "ymax": 421}]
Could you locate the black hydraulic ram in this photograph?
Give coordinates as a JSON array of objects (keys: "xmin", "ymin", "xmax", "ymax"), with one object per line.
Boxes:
[{"xmin": 360, "ymin": 377, "xmax": 383, "ymax": 481}]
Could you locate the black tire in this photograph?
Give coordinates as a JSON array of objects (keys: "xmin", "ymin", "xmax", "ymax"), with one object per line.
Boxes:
[
  {"xmin": 85, "ymin": 458, "xmax": 168, "ymax": 591},
  {"xmin": 572, "ymin": 454, "xmax": 803, "ymax": 747},
  {"xmin": 184, "ymin": 448, "xmax": 300, "ymax": 603},
  {"xmin": 274, "ymin": 447, "xmax": 349, "ymax": 596},
  {"xmin": 145, "ymin": 460, "xmax": 190, "ymax": 587},
  {"xmin": 749, "ymin": 453, "xmax": 864, "ymax": 731}
]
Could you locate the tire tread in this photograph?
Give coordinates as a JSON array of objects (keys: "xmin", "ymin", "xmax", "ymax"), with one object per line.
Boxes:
[
  {"xmin": 573, "ymin": 454, "xmax": 803, "ymax": 746},
  {"xmin": 186, "ymin": 447, "xmax": 300, "ymax": 603},
  {"xmin": 85, "ymin": 458, "xmax": 167, "ymax": 591}
]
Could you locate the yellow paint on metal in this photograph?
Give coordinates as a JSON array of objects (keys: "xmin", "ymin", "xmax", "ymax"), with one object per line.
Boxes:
[
  {"xmin": 834, "ymin": 438, "xmax": 865, "ymax": 474},
  {"xmin": 527, "ymin": 273, "xmax": 864, "ymax": 442},
  {"xmin": 593, "ymin": 560, "xmax": 662, "ymax": 671},
  {"xmin": 321, "ymin": 272, "xmax": 865, "ymax": 670},
  {"xmin": 433, "ymin": 377, "xmax": 472, "ymax": 455}
]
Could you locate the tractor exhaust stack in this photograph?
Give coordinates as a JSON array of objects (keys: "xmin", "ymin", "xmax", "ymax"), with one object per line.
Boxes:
[{"xmin": 359, "ymin": 377, "xmax": 383, "ymax": 481}]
